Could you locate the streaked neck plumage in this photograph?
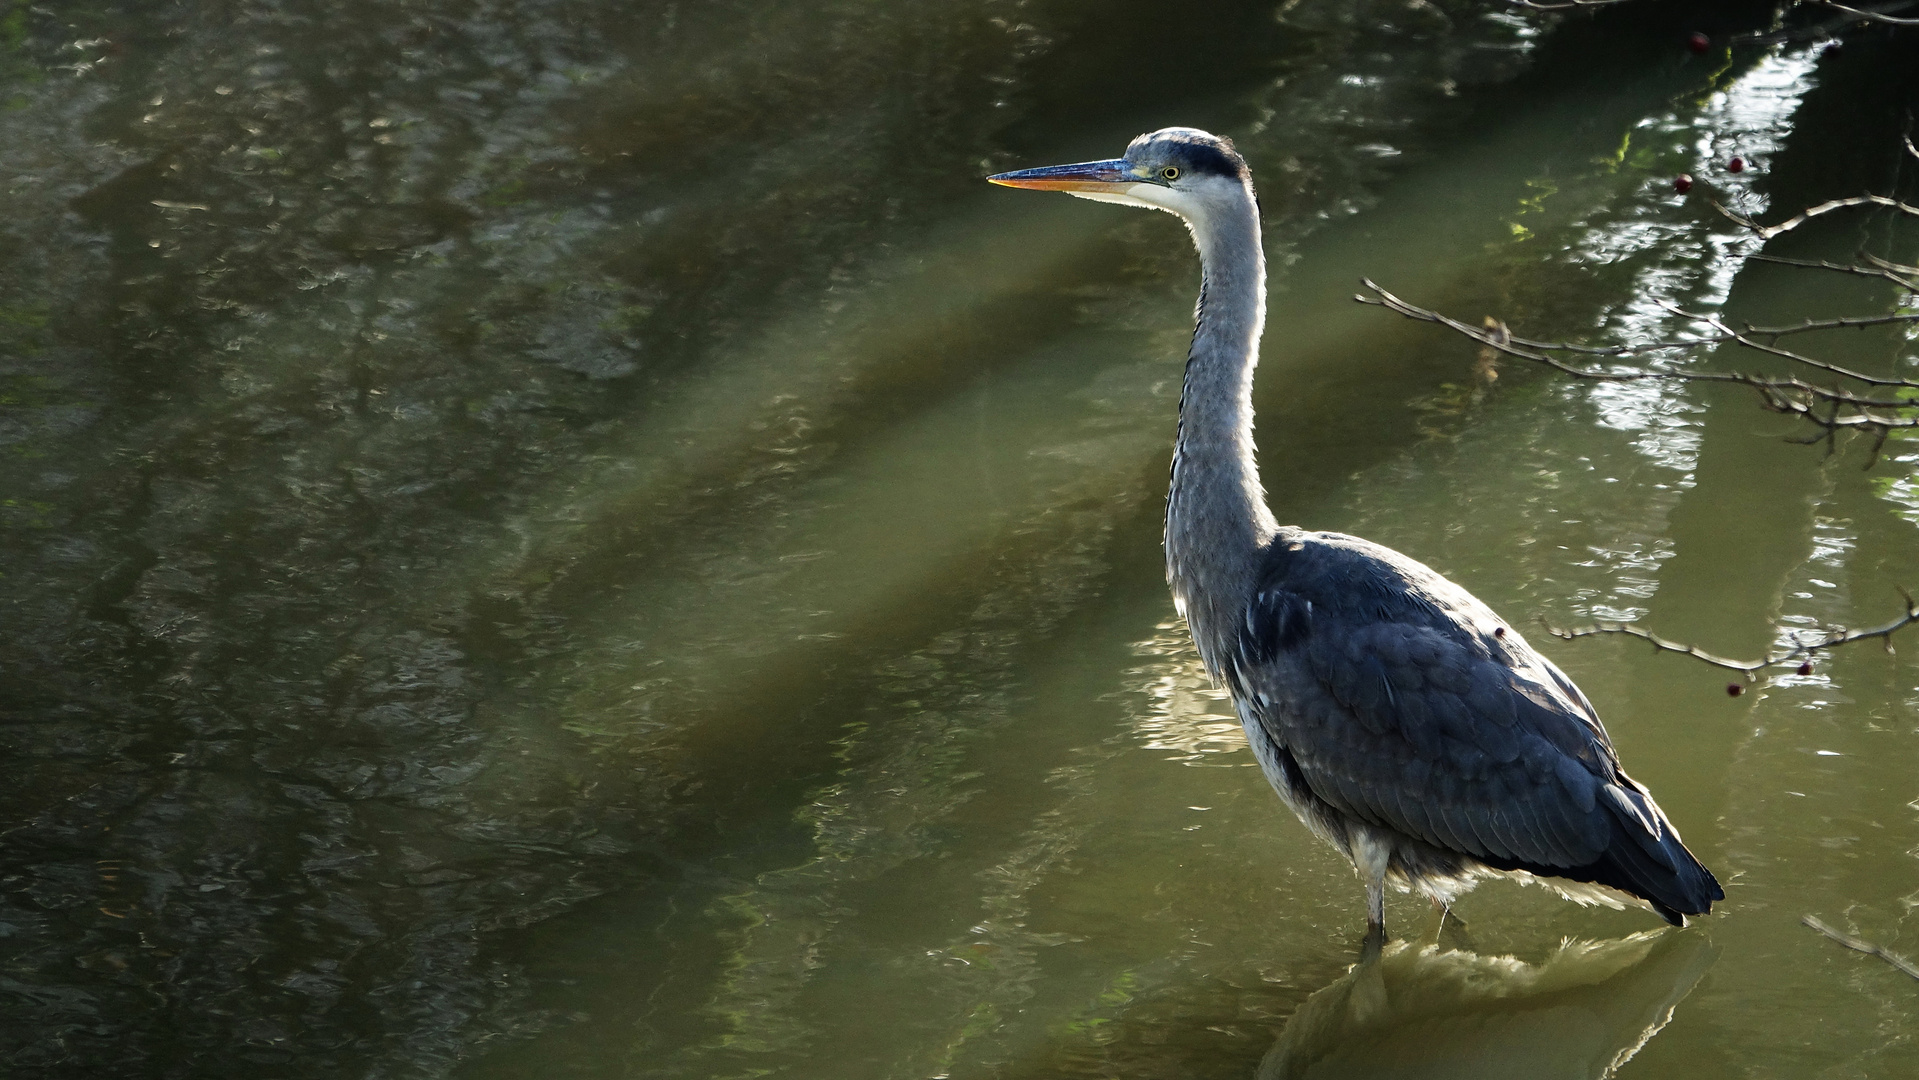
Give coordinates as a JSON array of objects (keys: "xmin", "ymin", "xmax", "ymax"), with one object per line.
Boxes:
[{"xmin": 1165, "ymin": 182, "xmax": 1277, "ymax": 678}]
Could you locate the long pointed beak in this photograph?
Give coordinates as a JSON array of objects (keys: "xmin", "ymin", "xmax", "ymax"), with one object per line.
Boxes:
[{"xmin": 987, "ymin": 158, "xmax": 1139, "ymax": 193}]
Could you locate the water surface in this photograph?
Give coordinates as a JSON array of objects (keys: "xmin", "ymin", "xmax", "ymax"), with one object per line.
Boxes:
[{"xmin": 3, "ymin": 2, "xmax": 1918, "ymax": 1077}]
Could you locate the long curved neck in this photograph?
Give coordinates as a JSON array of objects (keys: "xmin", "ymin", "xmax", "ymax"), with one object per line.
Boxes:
[{"xmin": 1165, "ymin": 187, "xmax": 1276, "ymax": 676}]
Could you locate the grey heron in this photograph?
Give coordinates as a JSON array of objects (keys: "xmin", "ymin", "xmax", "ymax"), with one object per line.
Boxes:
[{"xmin": 989, "ymin": 129, "xmax": 1722, "ymax": 937}]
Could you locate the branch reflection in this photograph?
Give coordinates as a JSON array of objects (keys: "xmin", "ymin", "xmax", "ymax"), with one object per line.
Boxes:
[{"xmin": 1258, "ymin": 930, "xmax": 1717, "ymax": 1080}]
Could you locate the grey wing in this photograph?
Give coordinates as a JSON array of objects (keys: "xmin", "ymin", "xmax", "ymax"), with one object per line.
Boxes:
[
  {"xmin": 1229, "ymin": 532, "xmax": 1722, "ymax": 920},
  {"xmin": 1237, "ymin": 593, "xmax": 1613, "ymax": 869}
]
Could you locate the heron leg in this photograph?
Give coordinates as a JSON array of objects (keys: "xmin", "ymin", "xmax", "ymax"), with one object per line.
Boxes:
[
  {"xmin": 1350, "ymin": 826, "xmax": 1392, "ymax": 943},
  {"xmin": 1429, "ymin": 896, "xmax": 1475, "ymax": 951},
  {"xmin": 1358, "ymin": 920, "xmax": 1386, "ymax": 965}
]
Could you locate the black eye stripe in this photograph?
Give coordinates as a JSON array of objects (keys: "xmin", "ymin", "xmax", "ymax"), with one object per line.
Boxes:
[
  {"xmin": 1174, "ymin": 142, "xmax": 1243, "ymax": 179},
  {"xmin": 1124, "ymin": 130, "xmax": 1250, "ymax": 182}
]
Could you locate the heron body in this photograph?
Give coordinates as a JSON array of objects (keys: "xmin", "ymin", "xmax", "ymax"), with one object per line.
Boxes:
[{"xmin": 989, "ymin": 129, "xmax": 1722, "ymax": 933}]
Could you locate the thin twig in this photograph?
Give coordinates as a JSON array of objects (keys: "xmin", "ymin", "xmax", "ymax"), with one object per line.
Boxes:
[
  {"xmin": 1740, "ymin": 311, "xmax": 1919, "ymax": 336},
  {"xmin": 1803, "ymin": 916, "xmax": 1919, "ymax": 981},
  {"xmin": 1359, "ymin": 281, "xmax": 1708, "ymax": 381},
  {"xmin": 1492, "ymin": 309, "xmax": 1919, "ymax": 355},
  {"xmin": 1750, "ymin": 253, "xmax": 1919, "ymax": 292},
  {"xmin": 1815, "ymin": 0, "xmax": 1919, "ymax": 24},
  {"xmin": 1741, "ymin": 0, "xmax": 1919, "ymax": 43},
  {"xmin": 1538, "ymin": 616, "xmax": 1771, "ymax": 674},
  {"xmin": 1507, "ymin": 0, "xmax": 1633, "ymax": 9},
  {"xmin": 1536, "ymin": 588, "xmax": 1919, "ymax": 677},
  {"xmin": 1718, "ymin": 194, "xmax": 1919, "ymax": 242},
  {"xmin": 1863, "ymin": 251, "xmax": 1919, "ymax": 277},
  {"xmin": 1355, "ymin": 280, "xmax": 1919, "ymax": 436},
  {"xmin": 1680, "ymin": 307, "xmax": 1918, "ymax": 388}
]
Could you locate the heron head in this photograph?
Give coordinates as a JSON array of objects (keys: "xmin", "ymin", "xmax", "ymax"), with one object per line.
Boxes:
[{"xmin": 987, "ymin": 127, "xmax": 1251, "ymax": 220}]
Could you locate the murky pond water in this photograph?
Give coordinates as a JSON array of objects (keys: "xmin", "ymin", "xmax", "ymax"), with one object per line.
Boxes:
[{"xmin": 4, "ymin": 1, "xmax": 1918, "ymax": 1076}]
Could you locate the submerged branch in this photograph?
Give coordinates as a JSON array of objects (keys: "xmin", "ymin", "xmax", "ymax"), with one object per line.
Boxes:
[
  {"xmin": 1803, "ymin": 916, "xmax": 1919, "ymax": 982},
  {"xmin": 1536, "ymin": 589, "xmax": 1919, "ymax": 678}
]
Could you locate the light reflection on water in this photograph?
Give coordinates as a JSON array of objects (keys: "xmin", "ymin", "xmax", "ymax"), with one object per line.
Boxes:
[
  {"xmin": 1570, "ymin": 48, "xmax": 1824, "ymax": 489},
  {"xmin": 1126, "ymin": 619, "xmax": 1247, "ymax": 767},
  {"xmin": 1257, "ymin": 931, "xmax": 1718, "ymax": 1080}
]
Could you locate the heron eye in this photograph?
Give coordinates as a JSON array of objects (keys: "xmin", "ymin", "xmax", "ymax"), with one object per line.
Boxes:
[{"xmin": 1162, "ymin": 166, "xmax": 1180, "ymax": 181}]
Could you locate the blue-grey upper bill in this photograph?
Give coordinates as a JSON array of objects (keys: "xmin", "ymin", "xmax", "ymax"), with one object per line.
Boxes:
[{"xmin": 987, "ymin": 159, "xmax": 1135, "ymax": 192}]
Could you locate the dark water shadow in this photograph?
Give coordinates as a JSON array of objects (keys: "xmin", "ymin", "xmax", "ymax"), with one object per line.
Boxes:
[{"xmin": 1256, "ymin": 929, "xmax": 1717, "ymax": 1080}]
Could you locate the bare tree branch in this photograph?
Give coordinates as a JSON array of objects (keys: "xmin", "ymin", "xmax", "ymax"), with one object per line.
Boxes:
[
  {"xmin": 1354, "ymin": 280, "xmax": 1919, "ymax": 446},
  {"xmin": 1536, "ymin": 589, "xmax": 1919, "ymax": 677},
  {"xmin": 1750, "ymin": 253, "xmax": 1919, "ymax": 292},
  {"xmin": 1741, "ymin": 0, "xmax": 1919, "ymax": 43},
  {"xmin": 1815, "ymin": 0, "xmax": 1919, "ymax": 25},
  {"xmin": 1804, "ymin": 916, "xmax": 1919, "ymax": 981},
  {"xmin": 1741, "ymin": 310, "xmax": 1919, "ymax": 338},
  {"xmin": 1506, "ymin": 0, "xmax": 1634, "ymax": 9},
  {"xmin": 1506, "ymin": 0, "xmax": 1919, "ymax": 46},
  {"xmin": 1357, "ymin": 164, "xmax": 1919, "ymax": 456},
  {"xmin": 1864, "ymin": 251, "xmax": 1919, "ymax": 277},
  {"xmin": 1679, "ymin": 306, "xmax": 1918, "ymax": 388},
  {"xmin": 1487, "ymin": 306, "xmax": 1919, "ymax": 353},
  {"xmin": 1718, "ymin": 194, "xmax": 1919, "ymax": 242}
]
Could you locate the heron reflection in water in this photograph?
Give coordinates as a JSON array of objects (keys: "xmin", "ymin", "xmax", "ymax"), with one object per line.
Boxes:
[
  {"xmin": 1259, "ymin": 930, "xmax": 1718, "ymax": 1079},
  {"xmin": 990, "ymin": 130, "xmax": 1721, "ymax": 939}
]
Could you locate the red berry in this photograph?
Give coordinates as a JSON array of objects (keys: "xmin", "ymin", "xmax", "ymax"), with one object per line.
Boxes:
[
  {"xmin": 1797, "ymin": 661, "xmax": 1813, "ymax": 676},
  {"xmin": 1726, "ymin": 683, "xmax": 1744, "ymax": 697},
  {"xmin": 1728, "ymin": 157, "xmax": 1745, "ymax": 173},
  {"xmin": 1688, "ymin": 32, "xmax": 1710, "ymax": 54},
  {"xmin": 1674, "ymin": 174, "xmax": 1693, "ymax": 194}
]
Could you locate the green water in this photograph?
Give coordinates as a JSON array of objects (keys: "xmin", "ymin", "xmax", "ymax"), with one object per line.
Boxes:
[{"xmin": 3, "ymin": 2, "xmax": 1918, "ymax": 1076}]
